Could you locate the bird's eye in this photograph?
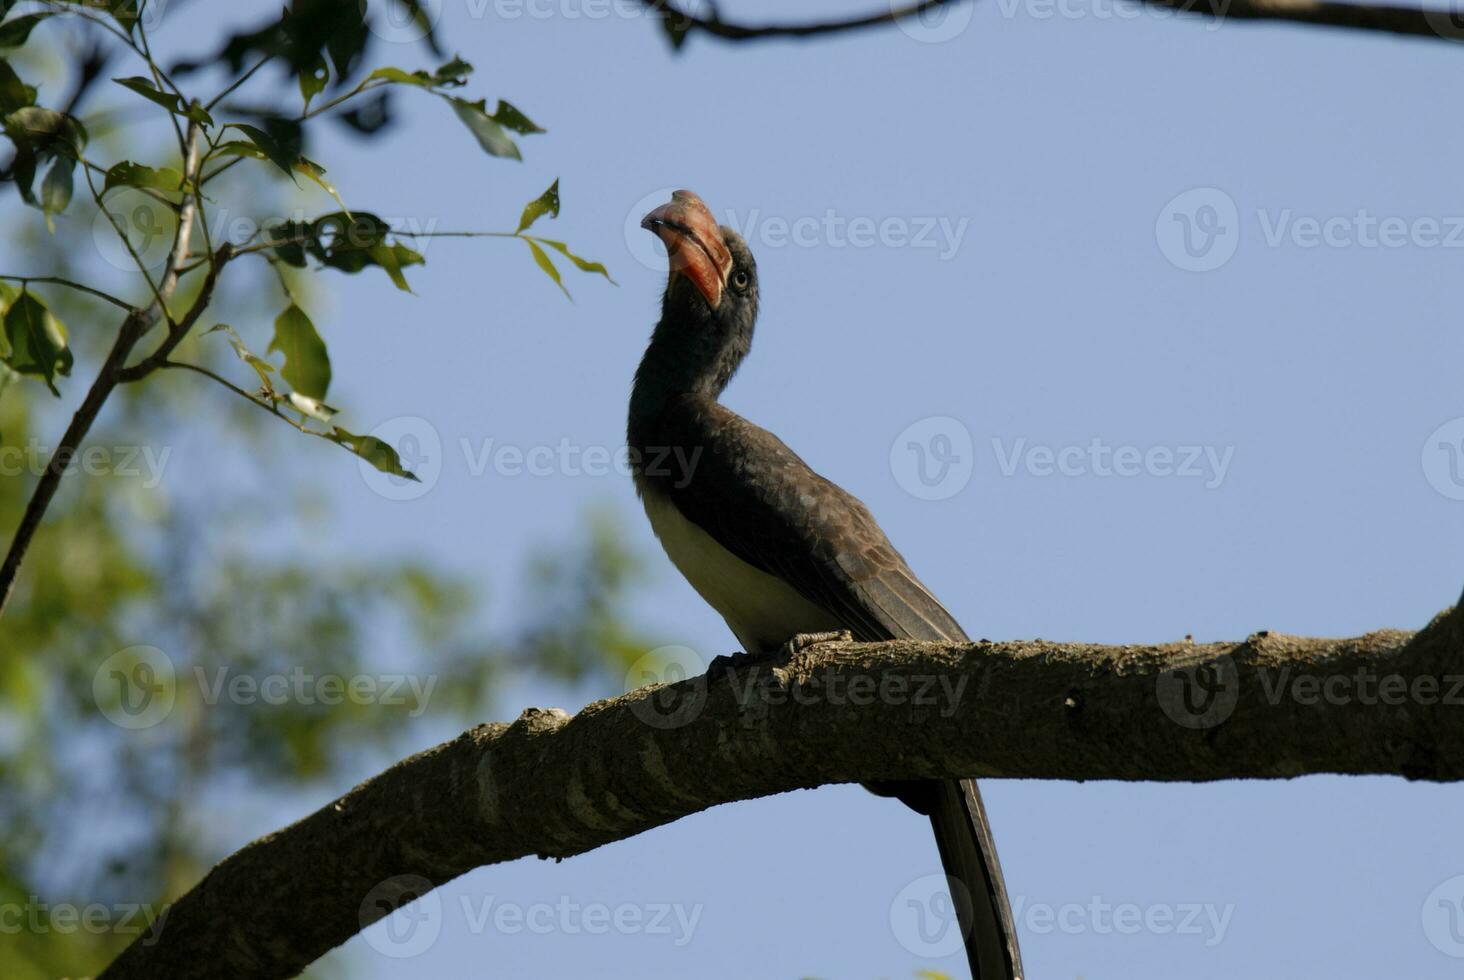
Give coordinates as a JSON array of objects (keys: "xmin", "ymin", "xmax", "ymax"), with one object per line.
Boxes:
[{"xmin": 731, "ymin": 269, "xmax": 750, "ymax": 291}]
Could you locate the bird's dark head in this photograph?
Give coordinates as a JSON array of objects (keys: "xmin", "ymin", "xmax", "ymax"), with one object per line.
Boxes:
[
  {"xmin": 642, "ymin": 189, "xmax": 759, "ymax": 326},
  {"xmin": 638, "ymin": 190, "xmax": 759, "ymax": 399}
]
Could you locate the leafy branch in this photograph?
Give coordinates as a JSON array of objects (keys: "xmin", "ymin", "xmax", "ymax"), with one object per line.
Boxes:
[{"xmin": 0, "ymin": 0, "xmax": 613, "ymax": 621}]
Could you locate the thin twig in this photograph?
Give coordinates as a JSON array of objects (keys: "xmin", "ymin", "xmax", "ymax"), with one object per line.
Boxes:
[
  {"xmin": 83, "ymin": 164, "xmax": 169, "ymax": 319},
  {"xmin": 640, "ymin": 0, "xmax": 1464, "ymax": 43},
  {"xmin": 137, "ymin": 18, "xmax": 188, "ymax": 157},
  {"xmin": 637, "ymin": 0, "xmax": 960, "ymax": 40},
  {"xmin": 0, "ymin": 275, "xmax": 137, "ymax": 312},
  {"xmin": 160, "ymin": 360, "xmax": 364, "ymax": 465},
  {"xmin": 206, "ymin": 54, "xmax": 273, "ymax": 111}
]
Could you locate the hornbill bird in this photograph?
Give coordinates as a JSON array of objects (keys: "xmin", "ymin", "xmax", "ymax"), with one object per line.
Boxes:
[{"xmin": 627, "ymin": 189, "xmax": 1023, "ymax": 980}]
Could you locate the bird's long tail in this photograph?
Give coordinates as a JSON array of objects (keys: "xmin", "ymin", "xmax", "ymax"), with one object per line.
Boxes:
[
  {"xmin": 927, "ymin": 778, "xmax": 1023, "ymax": 980},
  {"xmin": 877, "ymin": 777, "xmax": 1023, "ymax": 980}
]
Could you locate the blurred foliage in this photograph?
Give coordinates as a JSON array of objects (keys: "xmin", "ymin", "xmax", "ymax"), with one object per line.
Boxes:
[{"xmin": 0, "ymin": 2, "xmax": 637, "ymax": 976}]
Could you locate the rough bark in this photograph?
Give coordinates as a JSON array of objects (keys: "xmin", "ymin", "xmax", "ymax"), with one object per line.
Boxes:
[{"xmin": 102, "ymin": 594, "xmax": 1464, "ymax": 978}]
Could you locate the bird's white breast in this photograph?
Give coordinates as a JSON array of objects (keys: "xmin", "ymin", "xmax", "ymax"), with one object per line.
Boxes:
[{"xmin": 639, "ymin": 487, "xmax": 841, "ymax": 655}]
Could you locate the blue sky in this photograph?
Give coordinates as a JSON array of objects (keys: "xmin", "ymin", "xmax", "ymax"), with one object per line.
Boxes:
[{"xmin": 27, "ymin": 0, "xmax": 1464, "ymax": 976}]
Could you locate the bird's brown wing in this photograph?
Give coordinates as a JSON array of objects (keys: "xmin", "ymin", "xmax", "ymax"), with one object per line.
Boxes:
[{"xmin": 651, "ymin": 393, "xmax": 968, "ymax": 646}]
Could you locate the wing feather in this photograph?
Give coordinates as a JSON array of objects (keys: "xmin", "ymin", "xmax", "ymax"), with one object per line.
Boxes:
[{"xmin": 642, "ymin": 394, "xmax": 968, "ymax": 644}]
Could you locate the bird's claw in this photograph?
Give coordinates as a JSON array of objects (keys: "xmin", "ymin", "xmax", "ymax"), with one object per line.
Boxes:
[{"xmin": 779, "ymin": 630, "xmax": 853, "ymax": 658}]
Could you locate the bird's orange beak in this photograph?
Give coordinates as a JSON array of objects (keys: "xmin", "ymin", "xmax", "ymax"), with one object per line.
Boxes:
[{"xmin": 641, "ymin": 189, "xmax": 733, "ymax": 310}]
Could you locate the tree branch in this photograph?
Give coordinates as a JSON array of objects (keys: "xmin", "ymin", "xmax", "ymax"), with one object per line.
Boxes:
[
  {"xmin": 101, "ymin": 595, "xmax": 1464, "ymax": 978},
  {"xmin": 642, "ymin": 0, "xmax": 959, "ymax": 41},
  {"xmin": 0, "ymin": 125, "xmax": 208, "ymax": 622},
  {"xmin": 644, "ymin": 0, "xmax": 1464, "ymax": 44},
  {"xmin": 1144, "ymin": 0, "xmax": 1461, "ymax": 40}
]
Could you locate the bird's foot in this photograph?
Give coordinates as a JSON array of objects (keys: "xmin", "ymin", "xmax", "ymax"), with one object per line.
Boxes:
[{"xmin": 779, "ymin": 630, "xmax": 854, "ymax": 659}]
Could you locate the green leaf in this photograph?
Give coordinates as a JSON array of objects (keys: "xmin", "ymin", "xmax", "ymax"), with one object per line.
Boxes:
[
  {"xmin": 489, "ymin": 100, "xmax": 543, "ymax": 136},
  {"xmin": 330, "ymin": 427, "xmax": 419, "ymax": 481},
  {"xmin": 206, "ymin": 323, "xmax": 276, "ymax": 392},
  {"xmin": 0, "ymin": 58, "xmax": 35, "ymax": 113},
  {"xmin": 367, "ymin": 66, "xmax": 435, "ymax": 89},
  {"xmin": 432, "ymin": 56, "xmax": 473, "ymax": 86},
  {"xmin": 0, "ymin": 13, "xmax": 52, "ymax": 48},
  {"xmin": 183, "ymin": 102, "xmax": 214, "ymax": 126},
  {"xmin": 393, "ymin": 0, "xmax": 445, "ymax": 57},
  {"xmin": 227, "ymin": 123, "xmax": 300, "ymax": 180},
  {"xmin": 211, "ymin": 140, "xmax": 268, "ymax": 161},
  {"xmin": 299, "ymin": 54, "xmax": 329, "ymax": 109},
  {"xmin": 102, "ymin": 161, "xmax": 183, "ymax": 195},
  {"xmin": 103, "ymin": 0, "xmax": 141, "ymax": 33},
  {"xmin": 366, "ymin": 243, "xmax": 419, "ymax": 292},
  {"xmin": 267, "ymin": 304, "xmax": 330, "ymax": 401},
  {"xmin": 280, "ymin": 212, "xmax": 424, "ymax": 290},
  {"xmin": 525, "ymin": 239, "xmax": 567, "ymax": 298},
  {"xmin": 0, "ymin": 280, "xmax": 16, "ymax": 350},
  {"xmin": 112, "ymin": 77, "xmax": 213, "ymax": 125},
  {"xmin": 447, "ymin": 97, "xmax": 520, "ymax": 160},
  {"xmin": 39, "ymin": 156, "xmax": 72, "ymax": 230},
  {"xmin": 3, "ymin": 106, "xmax": 86, "ymax": 158},
  {"xmin": 368, "ymin": 57, "xmax": 472, "ymax": 91},
  {"xmin": 113, "ymin": 76, "xmax": 181, "ymax": 112},
  {"xmin": 2, "ymin": 291, "xmax": 71, "ymax": 395},
  {"xmin": 516, "ymin": 179, "xmax": 559, "ymax": 234},
  {"xmin": 2, "ymin": 107, "xmax": 84, "ymax": 208},
  {"xmin": 537, "ymin": 238, "xmax": 616, "ymax": 285},
  {"xmin": 294, "ymin": 158, "xmax": 348, "ymax": 215}
]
